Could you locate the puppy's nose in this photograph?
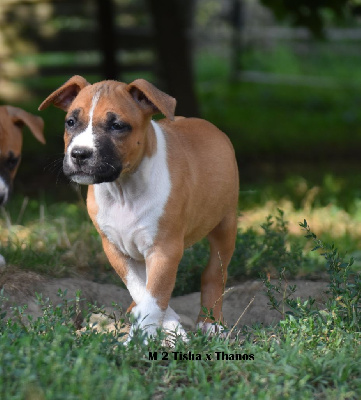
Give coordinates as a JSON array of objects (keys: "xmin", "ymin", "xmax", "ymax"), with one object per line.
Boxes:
[{"xmin": 71, "ymin": 147, "xmax": 93, "ymax": 165}]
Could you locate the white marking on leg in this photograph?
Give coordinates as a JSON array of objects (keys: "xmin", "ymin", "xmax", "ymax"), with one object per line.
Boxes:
[
  {"xmin": 125, "ymin": 290, "xmax": 165, "ymax": 344},
  {"xmin": 0, "ymin": 176, "xmax": 9, "ymax": 204},
  {"xmin": 126, "ymin": 259, "xmax": 147, "ymax": 305},
  {"xmin": 0, "ymin": 254, "xmax": 6, "ymax": 267}
]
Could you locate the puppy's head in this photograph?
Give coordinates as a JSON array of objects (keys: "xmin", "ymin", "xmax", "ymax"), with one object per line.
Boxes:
[
  {"xmin": 0, "ymin": 106, "xmax": 45, "ymax": 206},
  {"xmin": 39, "ymin": 75, "xmax": 176, "ymax": 185}
]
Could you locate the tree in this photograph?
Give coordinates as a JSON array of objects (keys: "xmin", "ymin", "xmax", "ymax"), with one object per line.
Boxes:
[{"xmin": 260, "ymin": 0, "xmax": 352, "ymax": 37}]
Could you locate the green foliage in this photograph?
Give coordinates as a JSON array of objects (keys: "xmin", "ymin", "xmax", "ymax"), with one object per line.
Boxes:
[
  {"xmin": 1, "ymin": 282, "xmax": 361, "ymax": 398},
  {"xmin": 300, "ymin": 219, "xmax": 361, "ymax": 330},
  {"xmin": 173, "ymin": 240, "xmax": 208, "ymax": 296},
  {"xmin": 2, "ymin": 213, "xmax": 361, "ymax": 398},
  {"xmin": 260, "ymin": 217, "xmax": 361, "ymax": 357},
  {"xmin": 232, "ymin": 209, "xmax": 305, "ymax": 279},
  {"xmin": 259, "ymin": 0, "xmax": 349, "ymax": 37},
  {"xmin": 0, "ymin": 198, "xmax": 115, "ymax": 282},
  {"xmin": 174, "ymin": 209, "xmax": 308, "ymax": 295},
  {"xmin": 1, "ymin": 195, "xmax": 313, "ymax": 295},
  {"xmin": 196, "ymin": 49, "xmax": 361, "ymax": 163}
]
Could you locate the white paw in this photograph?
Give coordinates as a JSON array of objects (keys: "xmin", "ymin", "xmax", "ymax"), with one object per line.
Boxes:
[
  {"xmin": 124, "ymin": 293, "xmax": 164, "ymax": 344},
  {"xmin": 0, "ymin": 254, "xmax": 6, "ymax": 268},
  {"xmin": 196, "ymin": 321, "xmax": 226, "ymax": 337},
  {"xmin": 162, "ymin": 307, "xmax": 188, "ymax": 344},
  {"xmin": 124, "ymin": 300, "xmax": 188, "ymax": 346}
]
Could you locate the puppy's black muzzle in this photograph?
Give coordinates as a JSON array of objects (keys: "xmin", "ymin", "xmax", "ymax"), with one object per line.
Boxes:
[
  {"xmin": 71, "ymin": 147, "xmax": 94, "ymax": 167},
  {"xmin": 63, "ymin": 143, "xmax": 122, "ymax": 184}
]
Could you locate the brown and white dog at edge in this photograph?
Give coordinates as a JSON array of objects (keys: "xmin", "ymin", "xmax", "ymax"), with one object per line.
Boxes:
[
  {"xmin": 0, "ymin": 106, "xmax": 45, "ymax": 267},
  {"xmin": 39, "ymin": 75, "xmax": 239, "ymax": 344},
  {"xmin": 0, "ymin": 106, "xmax": 45, "ymax": 206}
]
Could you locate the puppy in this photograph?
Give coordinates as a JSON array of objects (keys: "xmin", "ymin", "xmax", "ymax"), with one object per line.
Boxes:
[
  {"xmin": 39, "ymin": 76, "xmax": 239, "ymax": 342},
  {"xmin": 0, "ymin": 106, "xmax": 45, "ymax": 205},
  {"xmin": 0, "ymin": 106, "xmax": 45, "ymax": 267}
]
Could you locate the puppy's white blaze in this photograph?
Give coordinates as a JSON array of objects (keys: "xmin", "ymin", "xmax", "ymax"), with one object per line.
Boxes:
[
  {"xmin": 0, "ymin": 176, "xmax": 9, "ymax": 204},
  {"xmin": 67, "ymin": 91, "xmax": 100, "ymax": 158},
  {"xmin": 94, "ymin": 120, "xmax": 171, "ymax": 260}
]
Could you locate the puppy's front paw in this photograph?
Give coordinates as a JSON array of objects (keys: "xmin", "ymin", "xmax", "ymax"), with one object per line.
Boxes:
[
  {"xmin": 124, "ymin": 297, "xmax": 164, "ymax": 345},
  {"xmin": 0, "ymin": 254, "xmax": 6, "ymax": 268},
  {"xmin": 196, "ymin": 321, "xmax": 226, "ymax": 338},
  {"xmin": 162, "ymin": 307, "xmax": 188, "ymax": 345},
  {"xmin": 124, "ymin": 303, "xmax": 188, "ymax": 346}
]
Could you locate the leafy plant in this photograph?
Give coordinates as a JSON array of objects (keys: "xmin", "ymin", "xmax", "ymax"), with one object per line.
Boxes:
[
  {"xmin": 300, "ymin": 219, "xmax": 361, "ymax": 330},
  {"xmin": 231, "ymin": 208, "xmax": 306, "ymax": 280},
  {"xmin": 261, "ymin": 217, "xmax": 361, "ymax": 338}
]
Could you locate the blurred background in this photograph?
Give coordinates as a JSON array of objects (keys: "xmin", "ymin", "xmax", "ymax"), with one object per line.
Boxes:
[
  {"xmin": 1, "ymin": 0, "xmax": 361, "ymax": 222},
  {"xmin": 2, "ymin": 0, "xmax": 361, "ymax": 283},
  {"xmin": 1, "ymin": 0, "xmax": 361, "ymax": 201}
]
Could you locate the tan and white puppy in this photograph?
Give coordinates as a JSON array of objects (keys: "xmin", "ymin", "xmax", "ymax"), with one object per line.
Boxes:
[
  {"xmin": 39, "ymin": 76, "xmax": 239, "ymax": 343},
  {"xmin": 0, "ymin": 106, "xmax": 45, "ymax": 206}
]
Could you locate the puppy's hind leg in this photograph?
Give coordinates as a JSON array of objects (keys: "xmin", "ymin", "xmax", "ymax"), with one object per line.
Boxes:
[{"xmin": 196, "ymin": 211, "xmax": 237, "ymax": 335}]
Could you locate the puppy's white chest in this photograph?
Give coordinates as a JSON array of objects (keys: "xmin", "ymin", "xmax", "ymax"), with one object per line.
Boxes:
[
  {"xmin": 93, "ymin": 121, "xmax": 171, "ymax": 260},
  {"xmin": 96, "ymin": 193, "xmax": 162, "ymax": 260}
]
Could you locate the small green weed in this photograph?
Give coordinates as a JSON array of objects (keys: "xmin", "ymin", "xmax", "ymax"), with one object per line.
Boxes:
[
  {"xmin": 300, "ymin": 219, "xmax": 361, "ymax": 331},
  {"xmin": 231, "ymin": 208, "xmax": 305, "ymax": 280},
  {"xmin": 260, "ymin": 217, "xmax": 361, "ymax": 358}
]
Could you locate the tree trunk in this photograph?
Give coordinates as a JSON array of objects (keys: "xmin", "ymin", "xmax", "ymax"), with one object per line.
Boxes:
[{"xmin": 147, "ymin": 0, "xmax": 199, "ymax": 117}]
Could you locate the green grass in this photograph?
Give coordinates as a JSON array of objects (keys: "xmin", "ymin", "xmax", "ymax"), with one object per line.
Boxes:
[
  {"xmin": 1, "ymin": 319, "xmax": 360, "ymax": 399},
  {"xmin": 0, "ymin": 195, "xmax": 320, "ymax": 292},
  {"xmin": 0, "ymin": 196, "xmax": 116, "ymax": 283},
  {"xmin": 1, "ymin": 184, "xmax": 361, "ymax": 398},
  {"xmin": 1, "ymin": 224, "xmax": 361, "ymax": 399}
]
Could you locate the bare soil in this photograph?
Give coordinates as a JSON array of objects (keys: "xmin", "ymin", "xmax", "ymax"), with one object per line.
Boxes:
[{"xmin": 0, "ymin": 266, "xmax": 329, "ymax": 331}]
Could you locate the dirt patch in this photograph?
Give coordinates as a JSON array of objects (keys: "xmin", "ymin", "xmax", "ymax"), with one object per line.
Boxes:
[{"xmin": 0, "ymin": 266, "xmax": 329, "ymax": 331}]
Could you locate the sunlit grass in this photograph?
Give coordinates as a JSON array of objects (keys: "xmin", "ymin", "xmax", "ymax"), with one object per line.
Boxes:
[
  {"xmin": 0, "ymin": 197, "xmax": 113, "ymax": 281},
  {"xmin": 3, "ymin": 172, "xmax": 361, "ymax": 291}
]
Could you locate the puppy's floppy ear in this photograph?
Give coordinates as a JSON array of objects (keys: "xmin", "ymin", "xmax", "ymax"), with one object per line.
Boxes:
[
  {"xmin": 6, "ymin": 106, "xmax": 46, "ymax": 144},
  {"xmin": 127, "ymin": 79, "xmax": 176, "ymax": 121},
  {"xmin": 38, "ymin": 75, "xmax": 90, "ymax": 112}
]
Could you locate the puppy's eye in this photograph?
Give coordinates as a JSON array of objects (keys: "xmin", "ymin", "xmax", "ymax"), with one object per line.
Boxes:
[
  {"xmin": 111, "ymin": 122, "xmax": 122, "ymax": 131},
  {"xmin": 66, "ymin": 118, "xmax": 75, "ymax": 127},
  {"xmin": 110, "ymin": 121, "xmax": 131, "ymax": 133},
  {"xmin": 6, "ymin": 153, "xmax": 19, "ymax": 171}
]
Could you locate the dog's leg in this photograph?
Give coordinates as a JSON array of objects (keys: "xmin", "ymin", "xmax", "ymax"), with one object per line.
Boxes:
[
  {"xmin": 101, "ymin": 236, "xmax": 129, "ymax": 285},
  {"xmin": 128, "ymin": 247, "xmax": 186, "ymax": 342},
  {"xmin": 101, "ymin": 237, "xmax": 147, "ymax": 332},
  {"xmin": 103, "ymin": 234, "xmax": 187, "ymax": 343},
  {"xmin": 126, "ymin": 301, "xmax": 136, "ymax": 314},
  {"xmin": 197, "ymin": 212, "xmax": 237, "ymax": 335}
]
